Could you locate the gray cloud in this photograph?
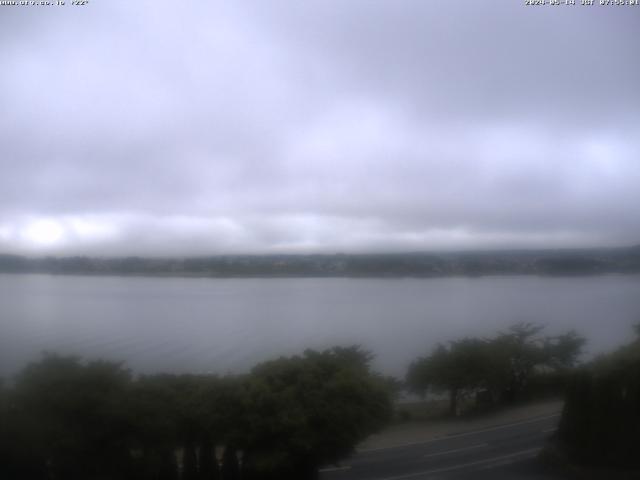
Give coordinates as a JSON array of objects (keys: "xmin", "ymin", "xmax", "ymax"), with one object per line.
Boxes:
[{"xmin": 0, "ymin": 0, "xmax": 639, "ymax": 255}]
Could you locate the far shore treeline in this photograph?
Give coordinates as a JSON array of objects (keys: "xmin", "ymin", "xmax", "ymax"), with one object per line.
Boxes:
[
  {"xmin": 1, "ymin": 323, "xmax": 639, "ymax": 479},
  {"xmin": 1, "ymin": 245, "xmax": 640, "ymax": 278}
]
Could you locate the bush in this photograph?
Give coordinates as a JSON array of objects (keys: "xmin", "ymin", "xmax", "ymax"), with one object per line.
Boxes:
[
  {"xmin": 0, "ymin": 347, "xmax": 393, "ymax": 480},
  {"xmin": 557, "ymin": 337, "xmax": 640, "ymax": 468}
]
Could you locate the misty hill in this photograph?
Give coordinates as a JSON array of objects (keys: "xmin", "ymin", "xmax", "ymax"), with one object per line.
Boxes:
[{"xmin": 1, "ymin": 246, "xmax": 640, "ymax": 278}]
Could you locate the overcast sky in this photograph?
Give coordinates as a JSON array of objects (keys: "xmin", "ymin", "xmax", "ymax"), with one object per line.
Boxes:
[{"xmin": 0, "ymin": 1, "xmax": 638, "ymax": 256}]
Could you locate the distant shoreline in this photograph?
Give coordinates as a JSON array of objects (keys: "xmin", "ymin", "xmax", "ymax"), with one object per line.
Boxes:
[
  {"xmin": 2, "ymin": 270, "xmax": 640, "ymax": 281},
  {"xmin": 1, "ymin": 246, "xmax": 639, "ymax": 279}
]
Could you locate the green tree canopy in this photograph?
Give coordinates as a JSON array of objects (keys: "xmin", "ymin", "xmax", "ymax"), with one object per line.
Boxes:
[
  {"xmin": 9, "ymin": 354, "xmax": 134, "ymax": 480},
  {"xmin": 558, "ymin": 325, "xmax": 640, "ymax": 469},
  {"xmin": 0, "ymin": 347, "xmax": 393, "ymax": 480},
  {"xmin": 239, "ymin": 346, "xmax": 393, "ymax": 479},
  {"xmin": 407, "ymin": 323, "xmax": 586, "ymax": 414}
]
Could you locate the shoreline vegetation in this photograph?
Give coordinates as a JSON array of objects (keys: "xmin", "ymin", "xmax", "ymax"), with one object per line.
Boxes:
[
  {"xmin": 1, "ymin": 245, "xmax": 640, "ymax": 279},
  {"xmin": 0, "ymin": 346, "xmax": 394, "ymax": 480},
  {"xmin": 0, "ymin": 322, "xmax": 599, "ymax": 479},
  {"xmin": 546, "ymin": 326, "xmax": 640, "ymax": 476}
]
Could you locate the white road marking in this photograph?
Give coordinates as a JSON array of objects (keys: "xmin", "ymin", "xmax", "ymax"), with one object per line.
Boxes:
[
  {"xmin": 423, "ymin": 443, "xmax": 488, "ymax": 458},
  {"xmin": 319, "ymin": 465, "xmax": 352, "ymax": 473},
  {"xmin": 542, "ymin": 427, "xmax": 557, "ymax": 433},
  {"xmin": 359, "ymin": 413, "xmax": 560, "ymax": 453},
  {"xmin": 374, "ymin": 448, "xmax": 541, "ymax": 480}
]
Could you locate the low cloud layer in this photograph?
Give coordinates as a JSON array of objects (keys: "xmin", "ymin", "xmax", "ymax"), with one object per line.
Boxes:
[{"xmin": 1, "ymin": 1, "xmax": 638, "ymax": 255}]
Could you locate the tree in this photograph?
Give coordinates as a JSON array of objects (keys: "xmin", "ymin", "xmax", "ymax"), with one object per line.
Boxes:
[
  {"xmin": 10, "ymin": 354, "xmax": 134, "ymax": 480},
  {"xmin": 557, "ymin": 326, "xmax": 640, "ymax": 468},
  {"xmin": 2, "ymin": 347, "xmax": 392, "ymax": 480},
  {"xmin": 543, "ymin": 330, "xmax": 587, "ymax": 370},
  {"xmin": 128, "ymin": 373, "xmax": 233, "ymax": 480},
  {"xmin": 407, "ymin": 338, "xmax": 494, "ymax": 416},
  {"xmin": 239, "ymin": 346, "xmax": 393, "ymax": 479},
  {"xmin": 490, "ymin": 323, "xmax": 547, "ymax": 402},
  {"xmin": 407, "ymin": 323, "xmax": 587, "ymax": 413},
  {"xmin": 492, "ymin": 323, "xmax": 585, "ymax": 402},
  {"xmin": 128, "ymin": 374, "xmax": 183, "ymax": 480}
]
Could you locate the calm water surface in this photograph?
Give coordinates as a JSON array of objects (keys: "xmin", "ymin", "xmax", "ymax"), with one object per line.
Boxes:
[{"xmin": 1, "ymin": 274, "xmax": 639, "ymax": 377}]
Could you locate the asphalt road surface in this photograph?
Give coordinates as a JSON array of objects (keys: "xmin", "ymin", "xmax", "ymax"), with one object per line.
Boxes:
[{"xmin": 320, "ymin": 413, "xmax": 564, "ymax": 480}]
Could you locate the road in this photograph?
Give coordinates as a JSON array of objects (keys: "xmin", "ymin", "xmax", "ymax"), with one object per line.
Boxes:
[{"xmin": 320, "ymin": 413, "xmax": 564, "ymax": 480}]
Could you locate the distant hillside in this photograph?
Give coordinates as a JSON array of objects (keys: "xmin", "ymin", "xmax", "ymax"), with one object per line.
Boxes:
[{"xmin": 1, "ymin": 246, "xmax": 640, "ymax": 278}]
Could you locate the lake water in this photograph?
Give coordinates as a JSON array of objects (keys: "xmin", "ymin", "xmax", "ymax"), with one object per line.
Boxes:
[{"xmin": 1, "ymin": 273, "xmax": 639, "ymax": 378}]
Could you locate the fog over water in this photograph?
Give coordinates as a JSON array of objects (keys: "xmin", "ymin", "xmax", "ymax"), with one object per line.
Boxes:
[{"xmin": 1, "ymin": 273, "xmax": 638, "ymax": 378}]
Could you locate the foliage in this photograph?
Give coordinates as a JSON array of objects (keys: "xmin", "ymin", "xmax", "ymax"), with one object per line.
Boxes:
[
  {"xmin": 557, "ymin": 327, "xmax": 640, "ymax": 468},
  {"xmin": 406, "ymin": 323, "xmax": 585, "ymax": 415},
  {"xmin": 407, "ymin": 338, "xmax": 494, "ymax": 415},
  {"xmin": 240, "ymin": 346, "xmax": 392, "ymax": 478},
  {"xmin": 0, "ymin": 346, "xmax": 393, "ymax": 480},
  {"xmin": 3, "ymin": 354, "xmax": 134, "ymax": 480}
]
